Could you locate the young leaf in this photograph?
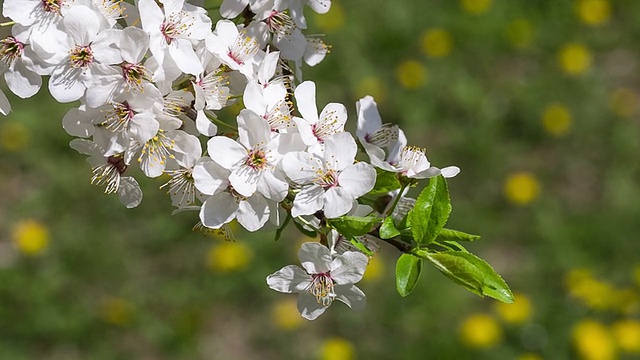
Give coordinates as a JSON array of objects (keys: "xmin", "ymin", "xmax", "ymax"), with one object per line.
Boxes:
[
  {"xmin": 346, "ymin": 235, "xmax": 375, "ymax": 257},
  {"xmin": 368, "ymin": 168, "xmax": 402, "ymax": 195},
  {"xmin": 379, "ymin": 216, "xmax": 401, "ymax": 239},
  {"xmin": 395, "ymin": 253, "xmax": 422, "ymax": 297},
  {"xmin": 436, "ymin": 228, "xmax": 480, "ymax": 242},
  {"xmin": 408, "ymin": 175, "xmax": 451, "ymax": 246},
  {"xmin": 329, "ymin": 215, "xmax": 381, "ymax": 237},
  {"xmin": 425, "ymin": 251, "xmax": 514, "ymax": 303},
  {"xmin": 293, "ymin": 218, "xmax": 317, "ymax": 238}
]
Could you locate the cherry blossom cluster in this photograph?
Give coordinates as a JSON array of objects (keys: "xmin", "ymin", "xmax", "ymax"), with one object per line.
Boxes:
[{"xmin": 0, "ymin": 0, "xmax": 475, "ymax": 320}]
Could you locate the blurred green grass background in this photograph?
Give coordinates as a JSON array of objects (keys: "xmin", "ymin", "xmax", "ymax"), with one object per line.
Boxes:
[{"xmin": 1, "ymin": 0, "xmax": 640, "ymax": 359}]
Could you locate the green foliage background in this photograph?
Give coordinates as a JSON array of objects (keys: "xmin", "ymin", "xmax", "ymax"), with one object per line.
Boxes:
[{"xmin": 1, "ymin": 0, "xmax": 639, "ymax": 359}]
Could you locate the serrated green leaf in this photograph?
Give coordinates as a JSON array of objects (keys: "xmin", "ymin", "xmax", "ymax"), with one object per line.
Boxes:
[
  {"xmin": 395, "ymin": 254, "xmax": 422, "ymax": 297},
  {"xmin": 379, "ymin": 216, "xmax": 401, "ymax": 239},
  {"xmin": 425, "ymin": 251, "xmax": 514, "ymax": 303},
  {"xmin": 436, "ymin": 228, "xmax": 480, "ymax": 242},
  {"xmin": 347, "ymin": 236, "xmax": 374, "ymax": 257},
  {"xmin": 330, "ymin": 215, "xmax": 381, "ymax": 237},
  {"xmin": 408, "ymin": 176, "xmax": 451, "ymax": 246},
  {"xmin": 368, "ymin": 168, "xmax": 401, "ymax": 195}
]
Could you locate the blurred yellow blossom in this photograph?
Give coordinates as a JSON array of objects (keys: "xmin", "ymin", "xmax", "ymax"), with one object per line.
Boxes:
[
  {"xmin": 354, "ymin": 76, "xmax": 388, "ymax": 104},
  {"xmin": 517, "ymin": 354, "xmax": 543, "ymax": 360},
  {"xmin": 271, "ymin": 298, "xmax": 303, "ymax": 331},
  {"xmin": 362, "ymin": 256, "xmax": 384, "ymax": 282},
  {"xmin": 612, "ymin": 288, "xmax": 640, "ymax": 314},
  {"xmin": 542, "ymin": 103, "xmax": 572, "ymax": 137},
  {"xmin": 504, "ymin": 172, "xmax": 540, "ymax": 205},
  {"xmin": 396, "ymin": 60, "xmax": 428, "ymax": 90},
  {"xmin": 420, "ymin": 28, "xmax": 453, "ymax": 58},
  {"xmin": 320, "ymin": 337, "xmax": 355, "ymax": 360},
  {"xmin": 495, "ymin": 292, "xmax": 533, "ymax": 325},
  {"xmin": 612, "ymin": 319, "xmax": 640, "ymax": 353},
  {"xmin": 573, "ymin": 320, "xmax": 617, "ymax": 360},
  {"xmin": 459, "ymin": 313, "xmax": 503, "ymax": 348},
  {"xmin": 12, "ymin": 219, "xmax": 50, "ymax": 256},
  {"xmin": 505, "ymin": 19, "xmax": 534, "ymax": 49},
  {"xmin": 565, "ymin": 269, "xmax": 617, "ymax": 311},
  {"xmin": 313, "ymin": 1, "xmax": 345, "ymax": 33},
  {"xmin": 0, "ymin": 121, "xmax": 30, "ymax": 152},
  {"xmin": 558, "ymin": 43, "xmax": 592, "ymax": 75},
  {"xmin": 609, "ymin": 88, "xmax": 638, "ymax": 118},
  {"xmin": 460, "ymin": 0, "xmax": 493, "ymax": 15},
  {"xmin": 576, "ymin": 0, "xmax": 611, "ymax": 26},
  {"xmin": 206, "ymin": 241, "xmax": 251, "ymax": 272},
  {"xmin": 100, "ymin": 297, "xmax": 135, "ymax": 326}
]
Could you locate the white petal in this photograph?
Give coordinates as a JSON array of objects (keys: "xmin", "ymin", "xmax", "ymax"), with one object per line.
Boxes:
[
  {"xmin": 229, "ymin": 166, "xmax": 259, "ymax": 197},
  {"xmin": 237, "ymin": 195, "xmax": 269, "ymax": 232},
  {"xmin": 169, "ymin": 39, "xmax": 204, "ymax": 75},
  {"xmin": 323, "ymin": 187, "xmax": 354, "ymax": 218},
  {"xmin": 334, "ymin": 284, "xmax": 366, "ymax": 312},
  {"xmin": 282, "ymin": 151, "xmax": 322, "ymax": 184},
  {"xmin": 356, "ymin": 95, "xmax": 383, "ymax": 141},
  {"xmin": 48, "ymin": 65, "xmax": 86, "ymax": 103},
  {"xmin": 0, "ymin": 89, "xmax": 11, "ymax": 115},
  {"xmin": 330, "ymin": 251, "xmax": 369, "ymax": 285},
  {"xmin": 298, "ymin": 242, "xmax": 331, "ymax": 274},
  {"xmin": 118, "ymin": 176, "xmax": 143, "ymax": 208},
  {"xmin": 220, "ymin": 0, "xmax": 249, "ymax": 19},
  {"xmin": 4, "ymin": 62, "xmax": 41, "ymax": 98},
  {"xmin": 195, "ymin": 110, "xmax": 218, "ymax": 136},
  {"xmin": 62, "ymin": 107, "xmax": 94, "ymax": 138},
  {"xmin": 294, "ymin": 81, "xmax": 318, "ymax": 124},
  {"xmin": 337, "ymin": 162, "xmax": 376, "ymax": 198},
  {"xmin": 192, "ymin": 158, "xmax": 230, "ymax": 195},
  {"xmin": 200, "ymin": 192, "xmax": 237, "ymax": 228},
  {"xmin": 297, "ymin": 291, "xmax": 328, "ymax": 320},
  {"xmin": 291, "ymin": 184, "xmax": 324, "ymax": 217},
  {"xmin": 257, "ymin": 170, "xmax": 288, "ymax": 202},
  {"xmin": 440, "ymin": 166, "xmax": 461, "ymax": 178},
  {"xmin": 323, "ymin": 132, "xmax": 356, "ymax": 171},
  {"xmin": 266, "ymin": 265, "xmax": 311, "ymax": 293},
  {"xmin": 237, "ymin": 109, "xmax": 270, "ymax": 148},
  {"xmin": 207, "ymin": 136, "xmax": 247, "ymax": 169}
]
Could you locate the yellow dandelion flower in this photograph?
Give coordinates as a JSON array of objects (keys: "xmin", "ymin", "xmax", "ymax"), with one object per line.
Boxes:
[
  {"xmin": 354, "ymin": 76, "xmax": 388, "ymax": 104},
  {"xmin": 565, "ymin": 269, "xmax": 617, "ymax": 310},
  {"xmin": 495, "ymin": 292, "xmax": 533, "ymax": 325},
  {"xmin": 576, "ymin": 0, "xmax": 611, "ymax": 26},
  {"xmin": 460, "ymin": 0, "xmax": 493, "ymax": 15},
  {"xmin": 420, "ymin": 28, "xmax": 453, "ymax": 58},
  {"xmin": 0, "ymin": 121, "xmax": 30, "ymax": 152},
  {"xmin": 320, "ymin": 337, "xmax": 355, "ymax": 360},
  {"xmin": 505, "ymin": 19, "xmax": 534, "ymax": 49},
  {"xmin": 542, "ymin": 103, "xmax": 572, "ymax": 137},
  {"xmin": 558, "ymin": 43, "xmax": 592, "ymax": 76},
  {"xmin": 609, "ymin": 88, "xmax": 638, "ymax": 118},
  {"xmin": 271, "ymin": 298, "xmax": 303, "ymax": 331},
  {"xmin": 206, "ymin": 241, "xmax": 251, "ymax": 272},
  {"xmin": 573, "ymin": 320, "xmax": 617, "ymax": 360},
  {"xmin": 612, "ymin": 319, "xmax": 640, "ymax": 353},
  {"xmin": 504, "ymin": 172, "xmax": 540, "ymax": 205},
  {"xmin": 362, "ymin": 256, "xmax": 384, "ymax": 282},
  {"xmin": 100, "ymin": 297, "xmax": 135, "ymax": 326},
  {"xmin": 313, "ymin": 1, "xmax": 345, "ymax": 33},
  {"xmin": 612, "ymin": 288, "xmax": 640, "ymax": 314},
  {"xmin": 396, "ymin": 60, "xmax": 428, "ymax": 90},
  {"xmin": 460, "ymin": 313, "xmax": 503, "ymax": 349},
  {"xmin": 12, "ymin": 219, "xmax": 50, "ymax": 256}
]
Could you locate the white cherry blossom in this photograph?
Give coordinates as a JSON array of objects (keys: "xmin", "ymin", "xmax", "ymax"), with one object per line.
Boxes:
[
  {"xmin": 283, "ymin": 132, "xmax": 376, "ymax": 218},
  {"xmin": 266, "ymin": 242, "xmax": 367, "ymax": 320}
]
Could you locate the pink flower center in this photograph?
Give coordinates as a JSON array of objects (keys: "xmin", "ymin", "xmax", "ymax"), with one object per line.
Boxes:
[
  {"xmin": 69, "ymin": 44, "xmax": 94, "ymax": 68},
  {"xmin": 0, "ymin": 36, "xmax": 24, "ymax": 66}
]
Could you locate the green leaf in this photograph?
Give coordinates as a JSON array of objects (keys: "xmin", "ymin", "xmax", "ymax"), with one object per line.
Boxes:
[
  {"xmin": 425, "ymin": 251, "xmax": 514, "ymax": 303},
  {"xmin": 436, "ymin": 228, "xmax": 480, "ymax": 242},
  {"xmin": 274, "ymin": 213, "xmax": 292, "ymax": 241},
  {"xmin": 395, "ymin": 254, "xmax": 422, "ymax": 297},
  {"xmin": 408, "ymin": 175, "xmax": 452, "ymax": 246},
  {"xmin": 329, "ymin": 215, "xmax": 381, "ymax": 237},
  {"xmin": 347, "ymin": 236, "xmax": 374, "ymax": 257},
  {"xmin": 368, "ymin": 168, "xmax": 401, "ymax": 195},
  {"xmin": 293, "ymin": 219, "xmax": 317, "ymax": 238},
  {"xmin": 379, "ymin": 216, "xmax": 401, "ymax": 239}
]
